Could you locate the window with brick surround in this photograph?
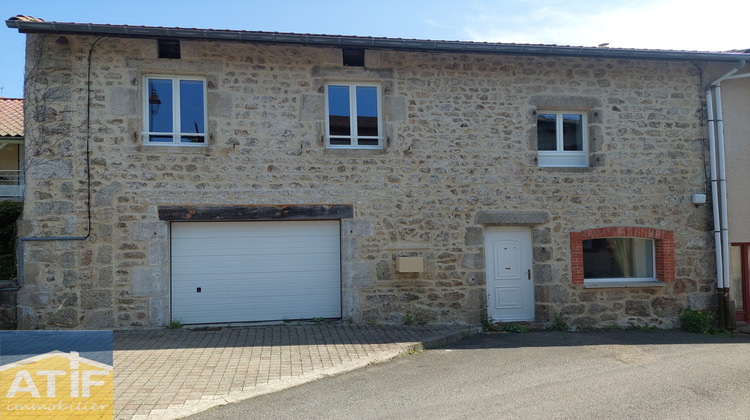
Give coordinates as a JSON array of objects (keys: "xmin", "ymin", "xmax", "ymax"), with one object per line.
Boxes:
[
  {"xmin": 325, "ymin": 82, "xmax": 382, "ymax": 149},
  {"xmin": 570, "ymin": 227, "xmax": 675, "ymax": 286}
]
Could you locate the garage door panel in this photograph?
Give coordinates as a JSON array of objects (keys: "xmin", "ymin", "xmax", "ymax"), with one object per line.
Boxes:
[
  {"xmin": 172, "ymin": 260, "xmax": 340, "ymax": 273},
  {"xmin": 171, "ymin": 221, "xmax": 342, "ymax": 324},
  {"xmin": 170, "ymin": 275, "xmax": 341, "ymax": 292},
  {"xmin": 173, "ymin": 237, "xmax": 341, "ymax": 252},
  {"xmin": 172, "ymin": 294, "xmax": 341, "ymax": 305},
  {"xmin": 172, "ymin": 253, "xmax": 338, "ymax": 267},
  {"xmin": 172, "ymin": 224, "xmax": 338, "ymax": 238}
]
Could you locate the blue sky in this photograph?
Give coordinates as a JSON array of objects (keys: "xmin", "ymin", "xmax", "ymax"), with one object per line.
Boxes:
[{"xmin": 1, "ymin": 0, "xmax": 748, "ymax": 98}]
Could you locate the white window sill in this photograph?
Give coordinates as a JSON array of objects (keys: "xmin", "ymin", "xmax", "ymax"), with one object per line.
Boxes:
[
  {"xmin": 583, "ymin": 280, "xmax": 666, "ymax": 289},
  {"xmin": 138, "ymin": 144, "xmax": 210, "ymax": 154},
  {"xmin": 538, "ymin": 151, "xmax": 588, "ymax": 168},
  {"xmin": 324, "ymin": 148, "xmax": 386, "ymax": 156}
]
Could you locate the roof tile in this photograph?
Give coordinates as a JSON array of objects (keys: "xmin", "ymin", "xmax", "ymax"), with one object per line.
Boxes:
[
  {"xmin": 8, "ymin": 15, "xmax": 45, "ymax": 22},
  {"xmin": 0, "ymin": 98, "xmax": 23, "ymax": 137}
]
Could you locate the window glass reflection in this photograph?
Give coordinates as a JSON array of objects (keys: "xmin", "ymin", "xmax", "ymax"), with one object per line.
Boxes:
[
  {"xmin": 180, "ymin": 80, "xmax": 205, "ymax": 135},
  {"xmin": 583, "ymin": 238, "xmax": 654, "ymax": 279},
  {"xmin": 537, "ymin": 114, "xmax": 556, "ymax": 150},
  {"xmin": 356, "ymin": 86, "xmax": 378, "ymax": 137},
  {"xmin": 148, "ymin": 79, "xmax": 173, "ymax": 133},
  {"xmin": 562, "ymin": 114, "xmax": 583, "ymax": 151},
  {"xmin": 148, "ymin": 135, "xmax": 173, "ymax": 143},
  {"xmin": 328, "ymin": 85, "xmax": 351, "ymax": 136}
]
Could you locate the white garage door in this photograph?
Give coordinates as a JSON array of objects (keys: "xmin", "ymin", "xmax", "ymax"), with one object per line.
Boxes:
[{"xmin": 171, "ymin": 220, "xmax": 342, "ymax": 324}]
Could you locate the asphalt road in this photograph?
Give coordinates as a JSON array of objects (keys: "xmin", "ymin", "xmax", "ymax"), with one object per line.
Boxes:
[{"xmin": 186, "ymin": 330, "xmax": 750, "ymax": 419}]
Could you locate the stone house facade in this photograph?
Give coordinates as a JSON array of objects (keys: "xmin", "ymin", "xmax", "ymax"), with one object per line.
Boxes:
[{"xmin": 7, "ymin": 16, "xmax": 750, "ymax": 329}]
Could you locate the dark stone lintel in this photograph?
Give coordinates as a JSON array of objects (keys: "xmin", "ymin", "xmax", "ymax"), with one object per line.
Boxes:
[
  {"xmin": 158, "ymin": 204, "xmax": 354, "ymax": 221},
  {"xmin": 474, "ymin": 210, "xmax": 550, "ymax": 226}
]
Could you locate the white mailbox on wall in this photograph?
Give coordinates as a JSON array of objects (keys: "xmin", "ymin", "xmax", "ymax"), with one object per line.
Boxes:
[{"xmin": 397, "ymin": 257, "xmax": 424, "ymax": 273}]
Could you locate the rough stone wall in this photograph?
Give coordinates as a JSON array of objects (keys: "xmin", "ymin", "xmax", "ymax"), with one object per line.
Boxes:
[{"xmin": 17, "ymin": 33, "xmax": 716, "ymax": 329}]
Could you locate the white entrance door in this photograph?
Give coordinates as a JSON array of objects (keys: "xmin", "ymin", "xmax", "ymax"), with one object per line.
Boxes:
[
  {"xmin": 171, "ymin": 220, "xmax": 342, "ymax": 324},
  {"xmin": 485, "ymin": 227, "xmax": 534, "ymax": 322}
]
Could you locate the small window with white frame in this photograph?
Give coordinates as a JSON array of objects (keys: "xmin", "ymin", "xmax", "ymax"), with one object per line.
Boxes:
[
  {"xmin": 537, "ymin": 111, "xmax": 587, "ymax": 167},
  {"xmin": 583, "ymin": 238, "xmax": 655, "ymax": 282},
  {"xmin": 143, "ymin": 76, "xmax": 207, "ymax": 146},
  {"xmin": 325, "ymin": 82, "xmax": 382, "ymax": 148}
]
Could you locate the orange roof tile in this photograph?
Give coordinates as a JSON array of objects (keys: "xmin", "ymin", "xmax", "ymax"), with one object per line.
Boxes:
[
  {"xmin": 0, "ymin": 98, "xmax": 23, "ymax": 137},
  {"xmin": 8, "ymin": 15, "xmax": 45, "ymax": 22}
]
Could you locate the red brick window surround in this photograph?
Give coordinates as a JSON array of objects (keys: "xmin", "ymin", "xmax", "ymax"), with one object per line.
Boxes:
[{"xmin": 570, "ymin": 227, "xmax": 675, "ymax": 285}]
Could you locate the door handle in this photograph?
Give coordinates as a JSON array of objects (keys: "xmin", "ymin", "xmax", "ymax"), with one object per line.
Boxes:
[{"xmin": 527, "ymin": 269, "xmax": 531, "ymax": 280}]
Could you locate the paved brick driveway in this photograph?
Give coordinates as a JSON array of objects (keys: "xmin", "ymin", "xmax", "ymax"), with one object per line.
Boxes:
[{"xmin": 114, "ymin": 324, "xmax": 474, "ymax": 419}]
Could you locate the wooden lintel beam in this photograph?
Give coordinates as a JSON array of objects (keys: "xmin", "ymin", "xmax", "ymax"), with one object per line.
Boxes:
[{"xmin": 158, "ymin": 204, "xmax": 354, "ymax": 221}]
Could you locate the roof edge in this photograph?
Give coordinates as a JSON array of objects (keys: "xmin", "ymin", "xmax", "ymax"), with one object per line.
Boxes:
[{"xmin": 7, "ymin": 18, "xmax": 750, "ymax": 63}]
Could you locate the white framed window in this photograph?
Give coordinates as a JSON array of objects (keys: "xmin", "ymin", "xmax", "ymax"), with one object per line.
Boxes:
[
  {"xmin": 325, "ymin": 82, "xmax": 382, "ymax": 149},
  {"xmin": 143, "ymin": 76, "xmax": 207, "ymax": 146},
  {"xmin": 537, "ymin": 111, "xmax": 588, "ymax": 167},
  {"xmin": 583, "ymin": 238, "xmax": 655, "ymax": 283}
]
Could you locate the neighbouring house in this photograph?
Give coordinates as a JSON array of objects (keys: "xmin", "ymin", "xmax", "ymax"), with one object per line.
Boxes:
[
  {"xmin": 0, "ymin": 97, "xmax": 24, "ymax": 199},
  {"xmin": 0, "ymin": 97, "xmax": 23, "ymax": 329},
  {"xmin": 717, "ymin": 63, "xmax": 750, "ymax": 325},
  {"xmin": 6, "ymin": 15, "xmax": 750, "ymax": 330}
]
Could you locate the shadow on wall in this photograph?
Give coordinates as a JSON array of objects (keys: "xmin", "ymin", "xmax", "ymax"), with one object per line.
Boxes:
[{"xmin": 0, "ymin": 200, "xmax": 23, "ymax": 329}]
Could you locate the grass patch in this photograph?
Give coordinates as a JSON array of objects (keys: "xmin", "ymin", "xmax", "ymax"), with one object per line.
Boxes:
[
  {"xmin": 549, "ymin": 313, "xmax": 569, "ymax": 331},
  {"xmin": 168, "ymin": 319, "xmax": 183, "ymax": 329},
  {"xmin": 481, "ymin": 314, "xmax": 531, "ymax": 333},
  {"xmin": 679, "ymin": 308, "xmax": 713, "ymax": 334},
  {"xmin": 679, "ymin": 308, "xmax": 734, "ymax": 336},
  {"xmin": 499, "ymin": 323, "xmax": 531, "ymax": 333}
]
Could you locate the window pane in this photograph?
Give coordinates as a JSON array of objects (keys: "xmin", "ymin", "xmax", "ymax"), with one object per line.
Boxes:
[
  {"xmin": 148, "ymin": 135, "xmax": 173, "ymax": 143},
  {"xmin": 583, "ymin": 238, "xmax": 654, "ymax": 279},
  {"xmin": 181, "ymin": 135, "xmax": 205, "ymax": 144},
  {"xmin": 328, "ymin": 85, "xmax": 351, "ymax": 136},
  {"xmin": 180, "ymin": 80, "xmax": 205, "ymax": 134},
  {"xmin": 537, "ymin": 113, "xmax": 556, "ymax": 151},
  {"xmin": 329, "ymin": 137, "xmax": 352, "ymax": 146},
  {"xmin": 562, "ymin": 114, "xmax": 583, "ymax": 151},
  {"xmin": 148, "ymin": 79, "xmax": 173, "ymax": 133},
  {"xmin": 357, "ymin": 138, "xmax": 379, "ymax": 146},
  {"xmin": 356, "ymin": 86, "xmax": 379, "ymax": 137}
]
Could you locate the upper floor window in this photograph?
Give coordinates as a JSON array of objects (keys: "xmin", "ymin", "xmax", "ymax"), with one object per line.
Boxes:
[
  {"xmin": 325, "ymin": 83, "xmax": 382, "ymax": 149},
  {"xmin": 143, "ymin": 76, "xmax": 206, "ymax": 146},
  {"xmin": 537, "ymin": 111, "xmax": 587, "ymax": 167}
]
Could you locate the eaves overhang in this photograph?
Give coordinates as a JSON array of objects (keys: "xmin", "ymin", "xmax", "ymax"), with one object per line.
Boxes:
[{"xmin": 7, "ymin": 17, "xmax": 750, "ymax": 63}]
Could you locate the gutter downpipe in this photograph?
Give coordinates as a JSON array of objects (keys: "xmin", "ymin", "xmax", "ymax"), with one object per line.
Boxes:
[
  {"xmin": 15, "ymin": 37, "xmax": 104, "ymax": 288},
  {"xmin": 705, "ymin": 88, "xmax": 724, "ymax": 322},
  {"xmin": 706, "ymin": 59, "xmax": 745, "ymax": 329}
]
